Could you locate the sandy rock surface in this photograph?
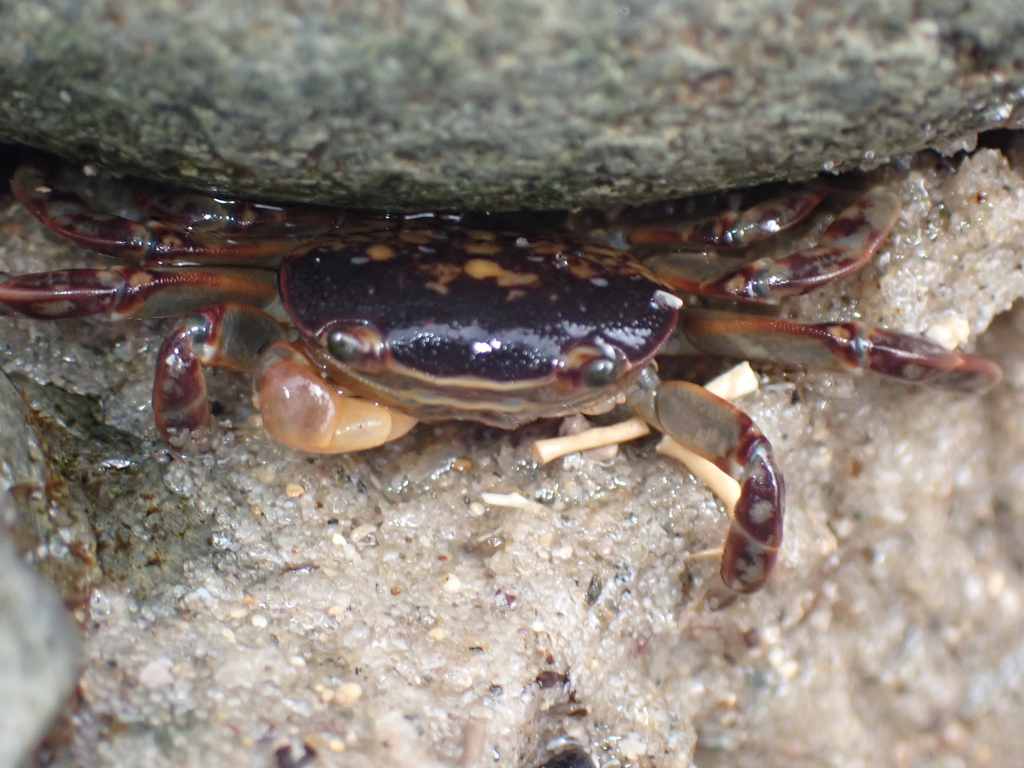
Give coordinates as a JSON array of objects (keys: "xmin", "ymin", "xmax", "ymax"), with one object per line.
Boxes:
[
  {"xmin": 2, "ymin": 1, "xmax": 1024, "ymax": 208},
  {"xmin": 2, "ymin": 141, "xmax": 1024, "ymax": 767}
]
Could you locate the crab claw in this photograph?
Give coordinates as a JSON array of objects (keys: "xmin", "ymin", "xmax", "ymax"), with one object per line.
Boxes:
[{"xmin": 254, "ymin": 340, "xmax": 418, "ymax": 454}]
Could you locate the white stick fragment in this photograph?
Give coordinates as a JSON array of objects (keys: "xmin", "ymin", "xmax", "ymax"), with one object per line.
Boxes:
[
  {"xmin": 459, "ymin": 720, "xmax": 487, "ymax": 768},
  {"xmin": 657, "ymin": 437, "xmax": 740, "ymax": 514},
  {"xmin": 527, "ymin": 362, "xmax": 759, "ymax": 513},
  {"xmin": 531, "ymin": 417, "xmax": 651, "ymax": 464},
  {"xmin": 686, "ymin": 546, "xmax": 726, "ymax": 561},
  {"xmin": 703, "ymin": 361, "xmax": 760, "ymax": 401}
]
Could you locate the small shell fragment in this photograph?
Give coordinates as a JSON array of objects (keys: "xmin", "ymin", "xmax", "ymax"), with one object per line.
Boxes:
[
  {"xmin": 480, "ymin": 491, "xmax": 533, "ymax": 508},
  {"xmin": 335, "ymin": 682, "xmax": 363, "ymax": 705},
  {"xmin": 924, "ymin": 314, "xmax": 971, "ymax": 351}
]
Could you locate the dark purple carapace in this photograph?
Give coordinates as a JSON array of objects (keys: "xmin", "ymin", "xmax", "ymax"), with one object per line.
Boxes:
[{"xmin": 279, "ymin": 224, "xmax": 680, "ymax": 391}]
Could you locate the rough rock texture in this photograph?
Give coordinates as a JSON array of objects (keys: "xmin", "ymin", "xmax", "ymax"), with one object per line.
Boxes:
[
  {"xmin": 2, "ymin": 140, "xmax": 1024, "ymax": 767},
  {"xmin": 0, "ymin": 371, "xmax": 81, "ymax": 767},
  {"xmin": 0, "ymin": 519, "xmax": 81, "ymax": 768},
  {"xmin": 2, "ymin": 1, "xmax": 1024, "ymax": 209}
]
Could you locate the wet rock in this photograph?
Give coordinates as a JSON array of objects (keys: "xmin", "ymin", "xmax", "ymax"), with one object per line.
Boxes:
[
  {"xmin": 0, "ymin": 371, "xmax": 80, "ymax": 768},
  {"xmin": 0, "ymin": 1, "xmax": 1023, "ymax": 208}
]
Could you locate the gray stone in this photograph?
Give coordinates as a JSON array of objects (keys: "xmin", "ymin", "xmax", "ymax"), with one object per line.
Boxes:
[
  {"xmin": 0, "ymin": 372, "xmax": 80, "ymax": 768},
  {"xmin": 0, "ymin": 359, "xmax": 46, "ymax": 495},
  {"xmin": 1, "ymin": 0, "xmax": 1024, "ymax": 209}
]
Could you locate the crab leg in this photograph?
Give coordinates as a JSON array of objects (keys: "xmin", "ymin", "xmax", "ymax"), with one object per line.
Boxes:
[
  {"xmin": 646, "ymin": 188, "xmax": 901, "ymax": 302},
  {"xmin": 130, "ymin": 186, "xmax": 346, "ymax": 238},
  {"xmin": 0, "ymin": 267, "xmax": 277, "ymax": 320},
  {"xmin": 154, "ymin": 302, "xmax": 285, "ymax": 438},
  {"xmin": 612, "ymin": 185, "xmax": 827, "ymax": 248},
  {"xmin": 12, "ymin": 163, "xmax": 314, "ymax": 267},
  {"xmin": 626, "ymin": 366, "xmax": 784, "ymax": 608},
  {"xmin": 679, "ymin": 310, "xmax": 1002, "ymax": 393}
]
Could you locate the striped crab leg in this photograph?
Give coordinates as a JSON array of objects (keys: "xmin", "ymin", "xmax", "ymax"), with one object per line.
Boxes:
[
  {"xmin": 678, "ymin": 310, "xmax": 1002, "ymax": 393},
  {"xmin": 10, "ymin": 161, "xmax": 345, "ymax": 267},
  {"xmin": 153, "ymin": 302, "xmax": 284, "ymax": 440},
  {"xmin": 0, "ymin": 265, "xmax": 281, "ymax": 443},
  {"xmin": 0, "ymin": 266, "xmax": 277, "ymax": 321},
  {"xmin": 612, "ymin": 184, "xmax": 828, "ymax": 249},
  {"xmin": 626, "ymin": 366, "xmax": 784, "ymax": 609},
  {"xmin": 644, "ymin": 188, "xmax": 901, "ymax": 302}
]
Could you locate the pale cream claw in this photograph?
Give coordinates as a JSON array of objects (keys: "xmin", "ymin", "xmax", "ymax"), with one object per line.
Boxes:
[{"xmin": 254, "ymin": 340, "xmax": 417, "ymax": 453}]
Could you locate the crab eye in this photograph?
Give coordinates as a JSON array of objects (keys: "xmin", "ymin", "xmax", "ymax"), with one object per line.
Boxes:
[
  {"xmin": 560, "ymin": 342, "xmax": 622, "ymax": 389},
  {"xmin": 324, "ymin": 323, "xmax": 384, "ymax": 369},
  {"xmin": 327, "ymin": 329, "xmax": 360, "ymax": 362},
  {"xmin": 582, "ymin": 357, "xmax": 618, "ymax": 388}
]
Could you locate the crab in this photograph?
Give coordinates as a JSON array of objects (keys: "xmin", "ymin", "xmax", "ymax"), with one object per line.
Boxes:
[{"xmin": 1, "ymin": 159, "xmax": 1002, "ymax": 608}]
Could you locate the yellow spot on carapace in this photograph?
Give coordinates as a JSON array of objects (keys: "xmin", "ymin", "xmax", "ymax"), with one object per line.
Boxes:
[
  {"xmin": 418, "ymin": 262, "xmax": 462, "ymax": 293},
  {"xmin": 366, "ymin": 244, "xmax": 396, "ymax": 262},
  {"xmin": 464, "ymin": 229, "xmax": 498, "ymax": 241},
  {"xmin": 462, "ymin": 241, "xmax": 501, "ymax": 256},
  {"xmin": 463, "ymin": 259, "xmax": 503, "ymax": 279},
  {"xmin": 526, "ymin": 241, "xmax": 563, "ymax": 255},
  {"xmin": 567, "ymin": 261, "xmax": 599, "ymax": 280},
  {"xmin": 464, "ymin": 258, "xmax": 540, "ymax": 288}
]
